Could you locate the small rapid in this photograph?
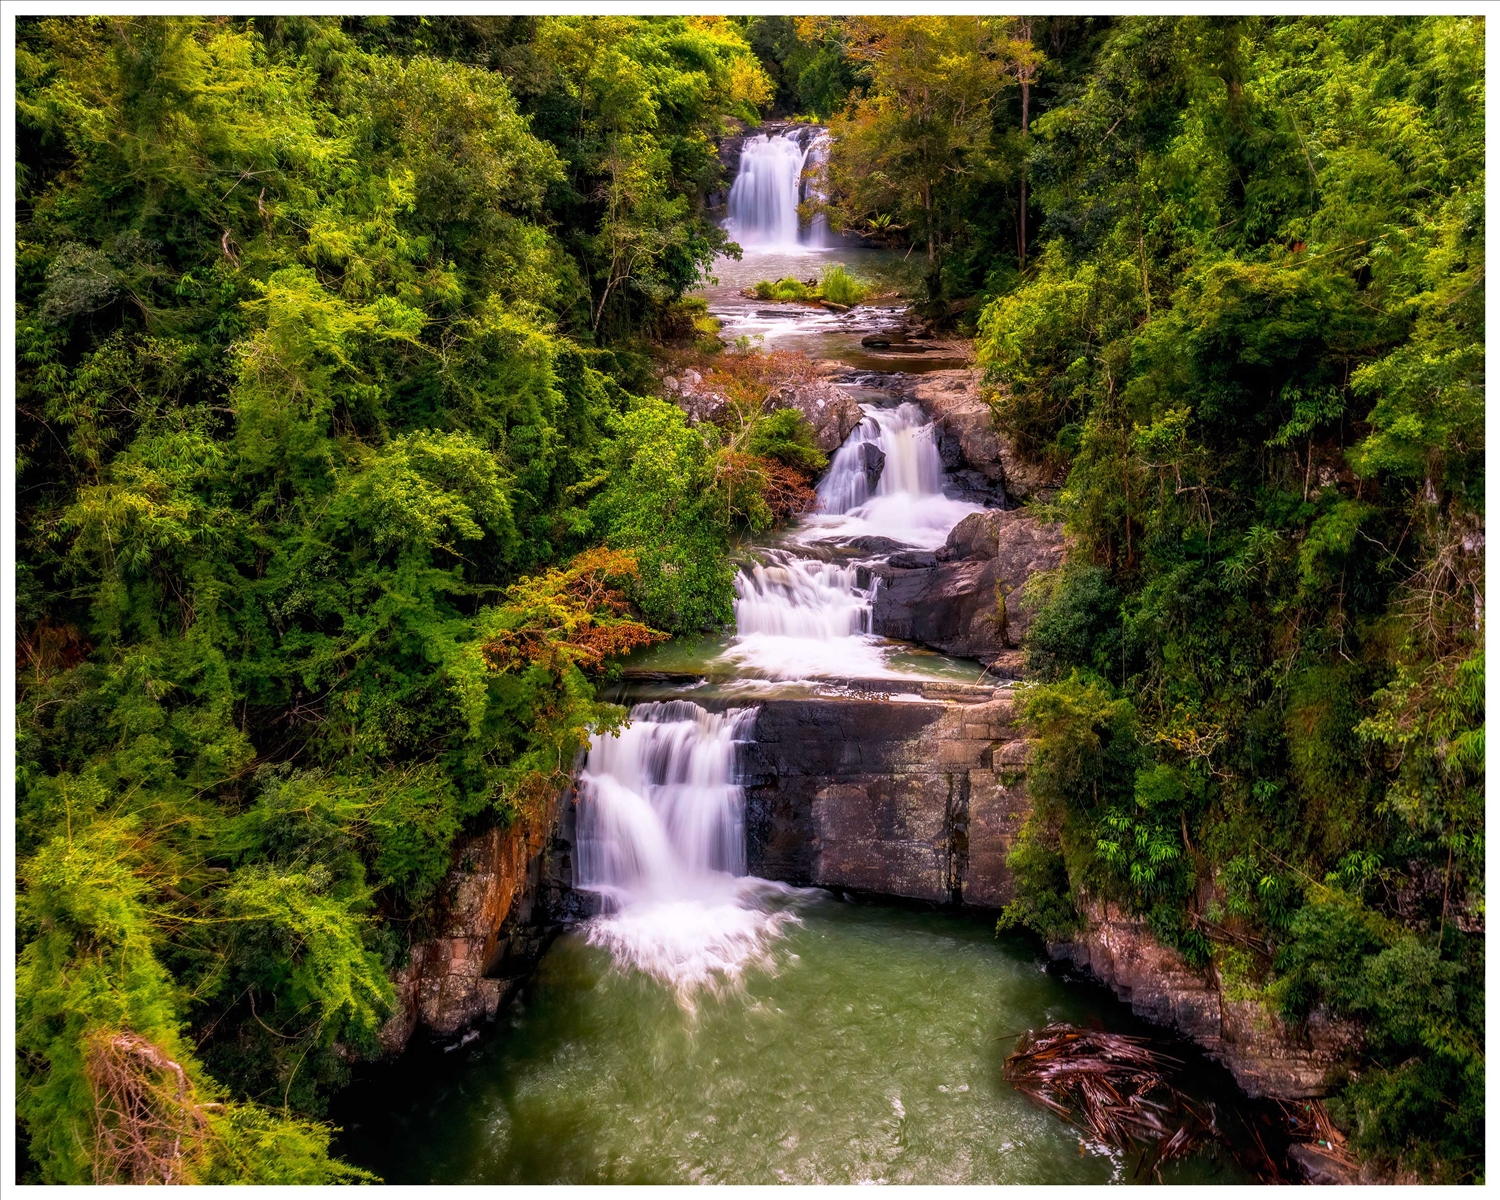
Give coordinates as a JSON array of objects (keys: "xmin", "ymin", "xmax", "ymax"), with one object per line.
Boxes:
[
  {"xmin": 800, "ymin": 402, "xmax": 983, "ymax": 550},
  {"xmin": 575, "ymin": 701, "xmax": 802, "ymax": 1003}
]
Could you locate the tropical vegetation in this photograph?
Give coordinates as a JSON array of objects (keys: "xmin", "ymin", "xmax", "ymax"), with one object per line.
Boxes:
[{"xmin": 12, "ymin": 12, "xmax": 1485, "ymax": 1185}]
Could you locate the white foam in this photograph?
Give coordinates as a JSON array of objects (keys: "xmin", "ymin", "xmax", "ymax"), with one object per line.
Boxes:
[{"xmin": 576, "ymin": 702, "xmax": 805, "ymax": 1005}]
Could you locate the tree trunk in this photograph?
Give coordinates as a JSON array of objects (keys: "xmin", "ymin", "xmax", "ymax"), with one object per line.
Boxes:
[{"xmin": 1019, "ymin": 18, "xmax": 1033, "ymax": 271}]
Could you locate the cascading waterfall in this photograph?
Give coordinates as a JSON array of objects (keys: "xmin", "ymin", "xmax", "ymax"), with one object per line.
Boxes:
[
  {"xmin": 801, "ymin": 131, "xmax": 834, "ymax": 249},
  {"xmin": 718, "ymin": 403, "xmax": 986, "ymax": 681},
  {"xmin": 576, "ymin": 701, "xmax": 801, "ymax": 1000},
  {"xmin": 800, "ymin": 403, "xmax": 984, "ymax": 549},
  {"xmin": 722, "ymin": 550, "xmax": 890, "ymax": 679},
  {"xmin": 725, "ymin": 128, "xmax": 835, "ymax": 250}
]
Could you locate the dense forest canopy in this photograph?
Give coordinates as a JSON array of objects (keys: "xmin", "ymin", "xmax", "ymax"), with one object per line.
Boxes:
[{"xmin": 12, "ymin": 13, "xmax": 1484, "ymax": 1184}]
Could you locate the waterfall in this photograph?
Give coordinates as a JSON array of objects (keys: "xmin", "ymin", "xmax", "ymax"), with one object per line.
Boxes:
[
  {"xmin": 722, "ymin": 550, "xmax": 891, "ymax": 679},
  {"xmin": 717, "ymin": 403, "xmax": 988, "ymax": 680},
  {"xmin": 576, "ymin": 701, "xmax": 800, "ymax": 1000},
  {"xmin": 802, "ymin": 131, "xmax": 834, "ymax": 249},
  {"xmin": 725, "ymin": 128, "xmax": 834, "ymax": 250},
  {"xmin": 804, "ymin": 403, "xmax": 984, "ymax": 549}
]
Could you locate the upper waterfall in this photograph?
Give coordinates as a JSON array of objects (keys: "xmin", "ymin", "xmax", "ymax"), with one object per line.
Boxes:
[{"xmin": 725, "ymin": 127, "xmax": 834, "ymax": 251}]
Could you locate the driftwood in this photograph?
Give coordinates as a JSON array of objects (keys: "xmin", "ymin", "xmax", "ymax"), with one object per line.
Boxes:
[{"xmin": 1003, "ymin": 1024, "xmax": 1219, "ymax": 1181}]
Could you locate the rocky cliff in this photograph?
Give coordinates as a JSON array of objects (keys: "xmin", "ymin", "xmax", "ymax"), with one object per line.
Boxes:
[
  {"xmin": 906, "ymin": 369, "xmax": 1063, "ymax": 503},
  {"xmin": 1050, "ymin": 899, "xmax": 1361, "ymax": 1101},
  {"xmin": 667, "ymin": 367, "xmax": 865, "ymax": 455},
  {"xmin": 377, "ymin": 780, "xmax": 592, "ymax": 1053},
  {"xmin": 742, "ymin": 685, "xmax": 1030, "ymax": 908}
]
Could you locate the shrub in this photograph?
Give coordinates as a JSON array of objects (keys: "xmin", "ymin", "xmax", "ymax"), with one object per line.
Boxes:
[
  {"xmin": 752, "ymin": 276, "xmax": 815, "ymax": 302},
  {"xmin": 819, "ymin": 263, "xmax": 867, "ymax": 305},
  {"xmin": 748, "ymin": 407, "xmax": 827, "ymax": 474}
]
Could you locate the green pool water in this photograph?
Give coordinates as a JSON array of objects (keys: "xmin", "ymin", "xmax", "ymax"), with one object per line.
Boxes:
[{"xmin": 334, "ymin": 897, "xmax": 1252, "ymax": 1185}]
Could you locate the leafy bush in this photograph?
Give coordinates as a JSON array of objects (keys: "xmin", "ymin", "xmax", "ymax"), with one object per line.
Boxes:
[
  {"xmin": 748, "ymin": 407, "xmax": 828, "ymax": 474},
  {"xmin": 751, "ymin": 266, "xmax": 868, "ymax": 306},
  {"xmin": 752, "ymin": 276, "xmax": 815, "ymax": 301},
  {"xmin": 818, "ymin": 264, "xmax": 868, "ymax": 305}
]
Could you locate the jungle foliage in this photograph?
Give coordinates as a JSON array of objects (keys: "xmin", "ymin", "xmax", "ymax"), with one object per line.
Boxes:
[
  {"xmin": 968, "ymin": 16, "xmax": 1483, "ymax": 1182},
  {"xmin": 11, "ymin": 12, "xmax": 1487, "ymax": 1187},
  {"xmin": 13, "ymin": 14, "xmax": 782, "ymax": 1182}
]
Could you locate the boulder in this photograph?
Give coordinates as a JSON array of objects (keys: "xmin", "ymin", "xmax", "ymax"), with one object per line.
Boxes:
[
  {"xmin": 846, "ymin": 535, "xmax": 910, "ymax": 555},
  {"xmin": 769, "ymin": 379, "xmax": 865, "ymax": 453},
  {"xmin": 909, "ymin": 369, "xmax": 1063, "ymax": 503},
  {"xmin": 886, "ymin": 549, "xmax": 938, "ymax": 569},
  {"xmin": 1287, "ymin": 1144, "xmax": 1363, "ymax": 1186},
  {"xmin": 870, "ymin": 509, "xmax": 1064, "ymax": 665},
  {"xmin": 859, "ymin": 440, "xmax": 886, "ymax": 491}
]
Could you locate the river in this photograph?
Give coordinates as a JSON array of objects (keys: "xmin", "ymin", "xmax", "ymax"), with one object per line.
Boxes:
[{"xmin": 332, "ymin": 129, "xmax": 1257, "ymax": 1185}]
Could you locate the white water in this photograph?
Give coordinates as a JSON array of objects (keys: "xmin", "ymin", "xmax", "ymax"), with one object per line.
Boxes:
[
  {"xmin": 722, "ymin": 551, "xmax": 893, "ymax": 679},
  {"xmin": 800, "ymin": 402, "xmax": 983, "ymax": 550},
  {"xmin": 576, "ymin": 701, "xmax": 802, "ymax": 1002},
  {"xmin": 574, "ymin": 143, "xmax": 988, "ymax": 1004},
  {"xmin": 726, "ymin": 128, "xmax": 834, "ymax": 251},
  {"xmin": 717, "ymin": 403, "xmax": 984, "ymax": 681}
]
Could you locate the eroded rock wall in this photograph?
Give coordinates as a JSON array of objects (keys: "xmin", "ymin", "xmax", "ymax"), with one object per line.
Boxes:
[
  {"xmin": 1051, "ymin": 899, "xmax": 1361, "ymax": 1100},
  {"xmin": 377, "ymin": 780, "xmax": 591, "ymax": 1053},
  {"xmin": 743, "ymin": 689, "xmax": 1030, "ymax": 908},
  {"xmin": 906, "ymin": 368, "xmax": 1064, "ymax": 503}
]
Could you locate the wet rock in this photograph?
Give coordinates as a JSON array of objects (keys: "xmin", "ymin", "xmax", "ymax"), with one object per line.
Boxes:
[
  {"xmin": 743, "ymin": 692, "xmax": 1030, "ymax": 908},
  {"xmin": 377, "ymin": 775, "xmax": 590, "ymax": 1054},
  {"xmin": 1287, "ymin": 1143, "xmax": 1363, "ymax": 1186},
  {"xmin": 819, "ymin": 300, "xmax": 851, "ymax": 313},
  {"xmin": 886, "ymin": 549, "xmax": 938, "ymax": 569},
  {"xmin": 870, "ymin": 510, "xmax": 1065, "ymax": 664},
  {"xmin": 909, "ymin": 369, "xmax": 1063, "ymax": 504},
  {"xmin": 859, "ymin": 440, "xmax": 886, "ymax": 491},
  {"xmin": 846, "ymin": 535, "xmax": 909, "ymax": 554}
]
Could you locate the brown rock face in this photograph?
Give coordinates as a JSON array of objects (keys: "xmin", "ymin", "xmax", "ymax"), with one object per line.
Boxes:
[
  {"xmin": 743, "ymin": 688, "xmax": 1030, "ymax": 908},
  {"xmin": 377, "ymin": 782, "xmax": 588, "ymax": 1053},
  {"xmin": 870, "ymin": 509, "xmax": 1065, "ymax": 669},
  {"xmin": 768, "ymin": 378, "xmax": 866, "ymax": 453},
  {"xmin": 908, "ymin": 368, "xmax": 1063, "ymax": 502},
  {"xmin": 667, "ymin": 369, "xmax": 864, "ymax": 456},
  {"xmin": 1051, "ymin": 900, "xmax": 1361, "ymax": 1100}
]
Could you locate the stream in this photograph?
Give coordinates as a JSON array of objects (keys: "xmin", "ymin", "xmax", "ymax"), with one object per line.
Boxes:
[{"xmin": 333, "ymin": 129, "xmax": 1256, "ymax": 1185}]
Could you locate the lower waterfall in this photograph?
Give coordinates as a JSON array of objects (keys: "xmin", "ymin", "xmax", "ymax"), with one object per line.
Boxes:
[{"xmin": 575, "ymin": 701, "xmax": 801, "ymax": 1001}]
